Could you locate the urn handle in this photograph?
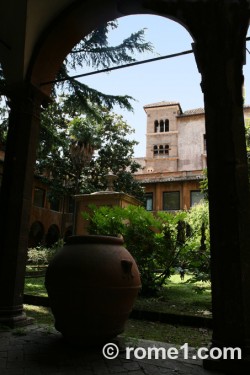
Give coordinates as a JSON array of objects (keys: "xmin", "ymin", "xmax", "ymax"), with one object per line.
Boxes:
[{"xmin": 121, "ymin": 259, "xmax": 133, "ymax": 276}]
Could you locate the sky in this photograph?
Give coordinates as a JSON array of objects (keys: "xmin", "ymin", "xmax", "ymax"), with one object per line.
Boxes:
[{"xmin": 78, "ymin": 14, "xmax": 250, "ymax": 157}]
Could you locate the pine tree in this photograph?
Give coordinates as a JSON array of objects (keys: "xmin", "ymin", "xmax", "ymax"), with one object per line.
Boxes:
[
  {"xmin": 53, "ymin": 21, "xmax": 153, "ymax": 118},
  {"xmin": 34, "ymin": 20, "xmax": 153, "ymax": 202}
]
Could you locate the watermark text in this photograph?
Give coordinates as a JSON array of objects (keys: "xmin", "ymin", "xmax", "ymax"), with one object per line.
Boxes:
[{"xmin": 102, "ymin": 342, "xmax": 242, "ymax": 361}]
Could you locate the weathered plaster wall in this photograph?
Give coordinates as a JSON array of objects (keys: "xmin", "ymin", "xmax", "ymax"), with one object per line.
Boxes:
[{"xmin": 178, "ymin": 114, "xmax": 205, "ymax": 171}]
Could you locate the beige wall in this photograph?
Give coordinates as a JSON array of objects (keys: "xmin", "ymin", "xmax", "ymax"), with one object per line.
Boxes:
[
  {"xmin": 178, "ymin": 114, "xmax": 206, "ymax": 171},
  {"xmin": 135, "ymin": 104, "xmax": 250, "ymax": 177},
  {"xmin": 144, "ymin": 103, "xmax": 180, "ymax": 173},
  {"xmin": 133, "ymin": 103, "xmax": 250, "ymax": 212},
  {"xmin": 137, "ymin": 102, "xmax": 206, "ymax": 175}
]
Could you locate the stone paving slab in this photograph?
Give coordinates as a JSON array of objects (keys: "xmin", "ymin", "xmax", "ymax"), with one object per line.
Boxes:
[{"xmin": 0, "ymin": 325, "xmax": 224, "ymax": 375}]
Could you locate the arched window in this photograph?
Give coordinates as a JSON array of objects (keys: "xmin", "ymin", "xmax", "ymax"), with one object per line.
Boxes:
[
  {"xmin": 164, "ymin": 144, "xmax": 170, "ymax": 155},
  {"xmin": 165, "ymin": 119, "xmax": 169, "ymax": 132},
  {"xmin": 46, "ymin": 224, "xmax": 60, "ymax": 248},
  {"xmin": 159, "ymin": 145, "xmax": 164, "ymax": 154},
  {"xmin": 154, "ymin": 120, "xmax": 159, "ymax": 132},
  {"xmin": 28, "ymin": 221, "xmax": 44, "ymax": 248},
  {"xmin": 64, "ymin": 226, "xmax": 73, "ymax": 241},
  {"xmin": 160, "ymin": 120, "xmax": 164, "ymax": 132},
  {"xmin": 153, "ymin": 145, "xmax": 158, "ymax": 155}
]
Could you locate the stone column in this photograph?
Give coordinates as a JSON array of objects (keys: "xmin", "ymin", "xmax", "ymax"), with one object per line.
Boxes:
[
  {"xmin": 0, "ymin": 83, "xmax": 49, "ymax": 326},
  {"xmin": 193, "ymin": 5, "xmax": 250, "ymax": 371}
]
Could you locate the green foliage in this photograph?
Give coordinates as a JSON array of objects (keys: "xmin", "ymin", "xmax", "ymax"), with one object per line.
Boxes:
[
  {"xmin": 36, "ymin": 110, "xmax": 144, "ymax": 201},
  {"xmin": 118, "ymin": 206, "xmax": 162, "ymax": 296},
  {"xmin": 27, "ymin": 247, "xmax": 49, "ymax": 266},
  {"xmin": 135, "ymin": 274, "xmax": 211, "ymax": 317},
  {"xmin": 83, "ymin": 202, "xmax": 211, "ymax": 295},
  {"xmin": 83, "ymin": 205, "xmax": 189, "ymax": 296},
  {"xmin": 199, "ymin": 169, "xmax": 209, "ymax": 201},
  {"xmin": 27, "ymin": 239, "xmax": 64, "ymax": 266},
  {"xmin": 181, "ymin": 202, "xmax": 210, "ymax": 284},
  {"xmin": 245, "ymin": 119, "xmax": 250, "ymax": 182},
  {"xmin": 57, "ymin": 22, "xmax": 153, "ymax": 117},
  {"xmin": 0, "ymin": 21, "xmax": 153, "ymax": 201},
  {"xmin": 34, "ymin": 20, "xmax": 153, "ymax": 200},
  {"xmin": 0, "ymin": 95, "xmax": 9, "ymax": 144},
  {"xmin": 85, "ymin": 113, "xmax": 144, "ymax": 200}
]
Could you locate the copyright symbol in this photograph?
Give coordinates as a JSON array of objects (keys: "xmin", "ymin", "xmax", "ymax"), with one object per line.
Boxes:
[{"xmin": 102, "ymin": 343, "xmax": 119, "ymax": 359}]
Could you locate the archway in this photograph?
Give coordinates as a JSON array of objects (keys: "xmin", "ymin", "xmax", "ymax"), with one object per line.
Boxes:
[
  {"xmin": 64, "ymin": 226, "xmax": 73, "ymax": 242},
  {"xmin": 0, "ymin": 2, "xmax": 249, "ymax": 372},
  {"xmin": 45, "ymin": 224, "xmax": 60, "ymax": 248},
  {"xmin": 28, "ymin": 1, "xmax": 200, "ymax": 97},
  {"xmin": 28, "ymin": 221, "xmax": 45, "ymax": 248}
]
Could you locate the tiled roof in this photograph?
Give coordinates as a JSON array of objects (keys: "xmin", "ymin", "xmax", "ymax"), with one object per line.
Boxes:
[
  {"xmin": 180, "ymin": 104, "xmax": 250, "ymax": 117},
  {"xmin": 144, "ymin": 101, "xmax": 181, "ymax": 109},
  {"xmin": 180, "ymin": 108, "xmax": 205, "ymax": 116},
  {"xmin": 138, "ymin": 175, "xmax": 204, "ymax": 184},
  {"xmin": 143, "ymin": 101, "xmax": 250, "ymax": 116}
]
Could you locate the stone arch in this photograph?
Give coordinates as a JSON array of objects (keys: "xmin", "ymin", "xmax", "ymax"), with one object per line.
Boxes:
[
  {"xmin": 64, "ymin": 226, "xmax": 73, "ymax": 242},
  {"xmin": 27, "ymin": 0, "xmax": 196, "ymax": 97},
  {"xmin": 28, "ymin": 221, "xmax": 45, "ymax": 248},
  {"xmin": 45, "ymin": 224, "xmax": 60, "ymax": 248}
]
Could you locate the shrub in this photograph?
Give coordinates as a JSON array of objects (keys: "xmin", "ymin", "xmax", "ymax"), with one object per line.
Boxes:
[
  {"xmin": 27, "ymin": 247, "xmax": 49, "ymax": 266},
  {"xmin": 82, "ymin": 203, "xmax": 211, "ymax": 295},
  {"xmin": 27, "ymin": 239, "xmax": 64, "ymax": 267},
  {"xmin": 181, "ymin": 201, "xmax": 211, "ymax": 284},
  {"xmin": 82, "ymin": 205, "xmax": 187, "ymax": 296}
]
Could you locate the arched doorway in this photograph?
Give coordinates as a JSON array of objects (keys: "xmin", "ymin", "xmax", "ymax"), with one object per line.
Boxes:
[
  {"xmin": 28, "ymin": 221, "xmax": 45, "ymax": 248},
  {"xmin": 64, "ymin": 226, "xmax": 73, "ymax": 242},
  {"xmin": 45, "ymin": 224, "xmax": 60, "ymax": 248}
]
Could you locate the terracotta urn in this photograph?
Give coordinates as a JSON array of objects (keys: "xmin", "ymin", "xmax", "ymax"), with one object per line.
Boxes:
[{"xmin": 45, "ymin": 235, "xmax": 141, "ymax": 343}]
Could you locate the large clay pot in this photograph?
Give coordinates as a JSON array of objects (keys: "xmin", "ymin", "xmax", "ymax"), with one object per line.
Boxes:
[{"xmin": 45, "ymin": 235, "xmax": 141, "ymax": 343}]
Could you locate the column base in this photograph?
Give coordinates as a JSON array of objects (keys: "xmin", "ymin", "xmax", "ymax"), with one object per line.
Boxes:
[{"xmin": 0, "ymin": 306, "xmax": 34, "ymax": 328}]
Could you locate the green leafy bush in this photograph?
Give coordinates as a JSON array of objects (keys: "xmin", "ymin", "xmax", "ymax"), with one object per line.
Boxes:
[
  {"xmin": 181, "ymin": 201, "xmax": 210, "ymax": 285},
  {"xmin": 27, "ymin": 247, "xmax": 49, "ymax": 266},
  {"xmin": 82, "ymin": 202, "xmax": 210, "ymax": 295},
  {"xmin": 82, "ymin": 205, "xmax": 188, "ymax": 296},
  {"xmin": 27, "ymin": 239, "xmax": 64, "ymax": 267}
]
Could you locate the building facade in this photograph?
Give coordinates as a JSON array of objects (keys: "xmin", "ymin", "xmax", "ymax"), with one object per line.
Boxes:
[
  {"xmin": 29, "ymin": 178, "xmax": 73, "ymax": 248},
  {"xmin": 0, "ymin": 145, "xmax": 73, "ymax": 248},
  {"xmin": 134, "ymin": 101, "xmax": 250, "ymax": 212}
]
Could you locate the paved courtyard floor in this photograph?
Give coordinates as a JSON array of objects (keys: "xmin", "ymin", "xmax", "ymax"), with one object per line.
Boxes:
[{"xmin": 0, "ymin": 324, "xmax": 224, "ymax": 375}]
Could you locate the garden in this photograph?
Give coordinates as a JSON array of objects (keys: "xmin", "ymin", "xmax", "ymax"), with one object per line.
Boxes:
[{"xmin": 24, "ymin": 202, "xmax": 212, "ymax": 348}]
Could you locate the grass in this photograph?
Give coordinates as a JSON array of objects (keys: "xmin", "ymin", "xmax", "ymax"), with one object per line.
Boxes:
[
  {"xmin": 24, "ymin": 304, "xmax": 54, "ymax": 325},
  {"xmin": 134, "ymin": 274, "xmax": 212, "ymax": 317},
  {"xmin": 23, "ymin": 274, "xmax": 212, "ymax": 317},
  {"xmin": 124, "ymin": 320, "xmax": 212, "ymax": 348},
  {"xmin": 24, "ymin": 277, "xmax": 48, "ymax": 297},
  {"xmin": 24, "ymin": 274, "xmax": 212, "ymax": 315},
  {"xmin": 23, "ymin": 273, "xmax": 212, "ymax": 347}
]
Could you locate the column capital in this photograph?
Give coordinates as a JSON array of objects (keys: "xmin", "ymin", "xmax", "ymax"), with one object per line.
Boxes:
[
  {"xmin": 2, "ymin": 81, "xmax": 51, "ymax": 113},
  {"xmin": 191, "ymin": 3, "xmax": 249, "ymax": 77}
]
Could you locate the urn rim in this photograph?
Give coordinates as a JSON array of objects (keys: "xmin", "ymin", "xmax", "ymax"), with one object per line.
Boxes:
[{"xmin": 65, "ymin": 234, "xmax": 124, "ymax": 246}]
